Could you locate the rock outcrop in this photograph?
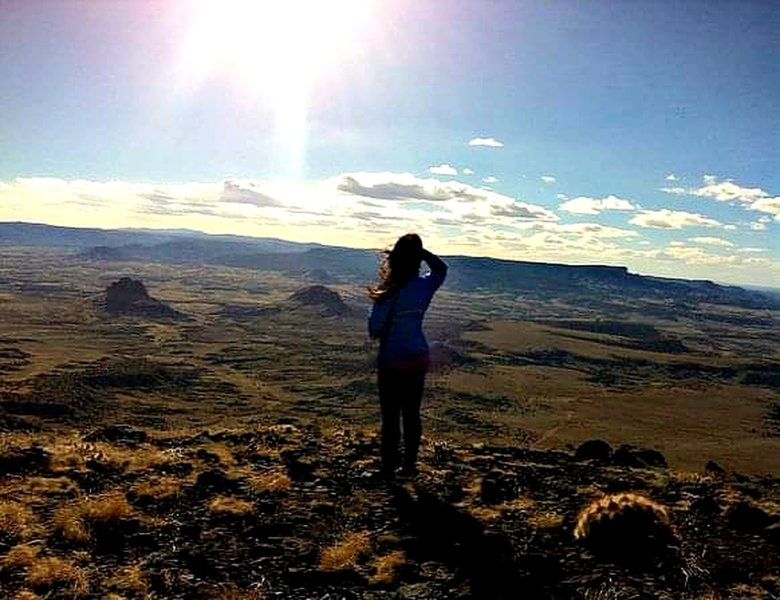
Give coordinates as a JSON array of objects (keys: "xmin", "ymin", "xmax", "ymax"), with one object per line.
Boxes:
[
  {"xmin": 98, "ymin": 277, "xmax": 184, "ymax": 319},
  {"xmin": 286, "ymin": 285, "xmax": 350, "ymax": 316}
]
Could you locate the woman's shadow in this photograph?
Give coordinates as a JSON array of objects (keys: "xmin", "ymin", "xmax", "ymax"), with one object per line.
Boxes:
[{"xmin": 390, "ymin": 482, "xmax": 557, "ymax": 599}]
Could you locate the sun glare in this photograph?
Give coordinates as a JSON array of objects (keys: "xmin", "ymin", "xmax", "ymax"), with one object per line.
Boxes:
[{"xmin": 177, "ymin": 0, "xmax": 375, "ymax": 177}]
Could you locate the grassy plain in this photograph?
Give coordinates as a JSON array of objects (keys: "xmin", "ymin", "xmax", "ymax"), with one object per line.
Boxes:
[{"xmin": 1, "ymin": 247, "xmax": 779, "ymax": 473}]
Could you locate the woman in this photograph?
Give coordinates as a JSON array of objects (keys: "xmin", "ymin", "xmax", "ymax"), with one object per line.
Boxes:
[{"xmin": 368, "ymin": 233, "xmax": 448, "ymax": 478}]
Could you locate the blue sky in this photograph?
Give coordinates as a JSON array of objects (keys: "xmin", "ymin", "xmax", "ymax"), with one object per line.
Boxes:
[{"xmin": 1, "ymin": 0, "xmax": 778, "ymax": 285}]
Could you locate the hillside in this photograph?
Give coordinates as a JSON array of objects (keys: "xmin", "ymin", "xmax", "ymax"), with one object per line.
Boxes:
[{"xmin": 1, "ymin": 422, "xmax": 778, "ymax": 599}]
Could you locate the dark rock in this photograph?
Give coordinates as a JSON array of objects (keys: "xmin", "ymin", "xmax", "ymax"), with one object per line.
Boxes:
[
  {"xmin": 196, "ymin": 448, "xmax": 222, "ymax": 465},
  {"xmin": 727, "ymin": 501, "xmax": 773, "ymax": 533},
  {"xmin": 311, "ymin": 501, "xmax": 337, "ymax": 516},
  {"xmin": 480, "ymin": 470, "xmax": 517, "ymax": 505},
  {"xmin": 574, "ymin": 439, "xmax": 613, "ymax": 462},
  {"xmin": 765, "ymin": 522, "xmax": 780, "ymax": 544},
  {"xmin": 691, "ymin": 495, "xmax": 720, "ymax": 515},
  {"xmin": 633, "ymin": 448, "xmax": 667, "ymax": 468},
  {"xmin": 83, "ymin": 424, "xmax": 148, "ymax": 445},
  {"xmin": 281, "ymin": 450, "xmax": 318, "ymax": 481},
  {"xmin": 613, "ymin": 445, "xmax": 667, "ymax": 469},
  {"xmin": 705, "ymin": 460, "xmax": 726, "ymax": 474},
  {"xmin": 194, "ymin": 468, "xmax": 240, "ymax": 496},
  {"xmin": 159, "ymin": 461, "xmax": 194, "ymax": 476},
  {"xmin": 0, "ymin": 445, "xmax": 51, "ymax": 475}
]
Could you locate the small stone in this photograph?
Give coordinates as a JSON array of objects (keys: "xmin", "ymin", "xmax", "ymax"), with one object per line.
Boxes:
[
  {"xmin": 480, "ymin": 470, "xmax": 517, "ymax": 505},
  {"xmin": 397, "ymin": 582, "xmax": 445, "ymax": 600}
]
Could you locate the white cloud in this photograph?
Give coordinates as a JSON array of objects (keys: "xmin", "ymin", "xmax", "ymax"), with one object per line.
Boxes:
[
  {"xmin": 332, "ymin": 172, "xmax": 558, "ymax": 223},
  {"xmin": 738, "ymin": 247, "xmax": 766, "ymax": 253},
  {"xmin": 665, "ymin": 174, "xmax": 678, "ymax": 181},
  {"xmin": 629, "ymin": 209, "xmax": 722, "ymax": 229},
  {"xmin": 751, "ymin": 196, "xmax": 780, "ymax": 220},
  {"xmin": 540, "ymin": 175, "xmax": 556, "ymax": 184},
  {"xmin": 462, "ymin": 168, "xmax": 474, "ymax": 175},
  {"xmin": 750, "ymin": 221, "xmax": 767, "ymax": 231},
  {"xmin": 468, "ymin": 137, "xmax": 504, "ymax": 148},
  {"xmin": 560, "ymin": 195, "xmax": 636, "ymax": 215},
  {"xmin": 662, "ymin": 176, "xmax": 780, "ymax": 220},
  {"xmin": 688, "ymin": 236, "xmax": 734, "ymax": 248},
  {"xmin": 482, "ymin": 176, "xmax": 498, "ymax": 184},
  {"xmin": 429, "ymin": 164, "xmax": 458, "ymax": 176}
]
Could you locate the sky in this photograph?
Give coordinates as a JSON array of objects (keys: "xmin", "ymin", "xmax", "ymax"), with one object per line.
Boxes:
[{"xmin": 1, "ymin": 0, "xmax": 778, "ymax": 286}]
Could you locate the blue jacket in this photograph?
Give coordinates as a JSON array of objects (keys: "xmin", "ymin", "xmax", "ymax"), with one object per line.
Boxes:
[{"xmin": 368, "ymin": 251, "xmax": 447, "ymax": 366}]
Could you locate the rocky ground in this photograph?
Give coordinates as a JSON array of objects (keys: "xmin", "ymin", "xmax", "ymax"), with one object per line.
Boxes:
[{"xmin": 1, "ymin": 421, "xmax": 779, "ymax": 600}]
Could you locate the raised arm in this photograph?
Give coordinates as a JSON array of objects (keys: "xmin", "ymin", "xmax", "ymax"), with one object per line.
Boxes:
[{"xmin": 422, "ymin": 248, "xmax": 447, "ymax": 291}]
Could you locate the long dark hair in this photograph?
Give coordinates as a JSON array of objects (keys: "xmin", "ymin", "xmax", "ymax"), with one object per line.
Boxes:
[{"xmin": 368, "ymin": 233, "xmax": 423, "ymax": 301}]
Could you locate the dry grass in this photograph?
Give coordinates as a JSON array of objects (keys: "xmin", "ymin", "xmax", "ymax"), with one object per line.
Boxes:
[
  {"xmin": 208, "ymin": 496, "xmax": 254, "ymax": 516},
  {"xmin": 470, "ymin": 495, "xmax": 536, "ymax": 522},
  {"xmin": 0, "ymin": 501, "xmax": 39, "ymax": 543},
  {"xmin": 11, "ymin": 591, "xmax": 42, "ymax": 600},
  {"xmin": 106, "ymin": 563, "xmax": 148, "ymax": 596},
  {"xmin": 202, "ymin": 443, "xmax": 236, "ymax": 467},
  {"xmin": 49, "ymin": 439, "xmax": 167, "ymax": 473},
  {"xmin": 131, "ymin": 476, "xmax": 184, "ymax": 502},
  {"xmin": 211, "ymin": 584, "xmax": 264, "ymax": 599},
  {"xmin": 368, "ymin": 550, "xmax": 406, "ymax": 585},
  {"xmin": 245, "ymin": 468, "xmax": 292, "ymax": 492},
  {"xmin": 528, "ymin": 511, "xmax": 565, "ymax": 530},
  {"xmin": 1, "ymin": 544, "xmax": 40, "ymax": 573},
  {"xmin": 26, "ymin": 556, "xmax": 88, "ymax": 596},
  {"xmin": 319, "ymin": 531, "xmax": 373, "ymax": 572},
  {"xmin": 26, "ymin": 476, "xmax": 79, "ymax": 496},
  {"xmin": 52, "ymin": 492, "xmax": 135, "ymax": 543}
]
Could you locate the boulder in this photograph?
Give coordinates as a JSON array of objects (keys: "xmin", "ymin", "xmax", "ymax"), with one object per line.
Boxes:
[
  {"xmin": 574, "ymin": 439, "xmax": 613, "ymax": 463},
  {"xmin": 727, "ymin": 501, "xmax": 773, "ymax": 533},
  {"xmin": 613, "ymin": 445, "xmax": 667, "ymax": 469}
]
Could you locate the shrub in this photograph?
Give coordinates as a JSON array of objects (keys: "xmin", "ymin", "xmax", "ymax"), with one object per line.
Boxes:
[
  {"xmin": 0, "ymin": 501, "xmax": 38, "ymax": 544},
  {"xmin": 26, "ymin": 556, "xmax": 88, "ymax": 596},
  {"xmin": 52, "ymin": 492, "xmax": 135, "ymax": 543},
  {"xmin": 574, "ymin": 492, "xmax": 678, "ymax": 564},
  {"xmin": 1, "ymin": 544, "xmax": 40, "ymax": 573}
]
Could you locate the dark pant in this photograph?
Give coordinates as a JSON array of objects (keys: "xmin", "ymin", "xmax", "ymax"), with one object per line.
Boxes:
[{"xmin": 377, "ymin": 357, "xmax": 429, "ymax": 472}]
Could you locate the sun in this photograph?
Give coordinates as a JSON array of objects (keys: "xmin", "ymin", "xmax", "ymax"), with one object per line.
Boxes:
[{"xmin": 177, "ymin": 0, "xmax": 376, "ymax": 175}]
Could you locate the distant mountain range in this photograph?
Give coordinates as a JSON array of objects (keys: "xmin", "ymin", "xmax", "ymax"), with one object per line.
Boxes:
[{"xmin": 1, "ymin": 221, "xmax": 777, "ymax": 310}]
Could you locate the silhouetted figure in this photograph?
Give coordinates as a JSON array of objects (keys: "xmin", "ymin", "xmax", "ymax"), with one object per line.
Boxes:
[{"xmin": 368, "ymin": 234, "xmax": 447, "ymax": 478}]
